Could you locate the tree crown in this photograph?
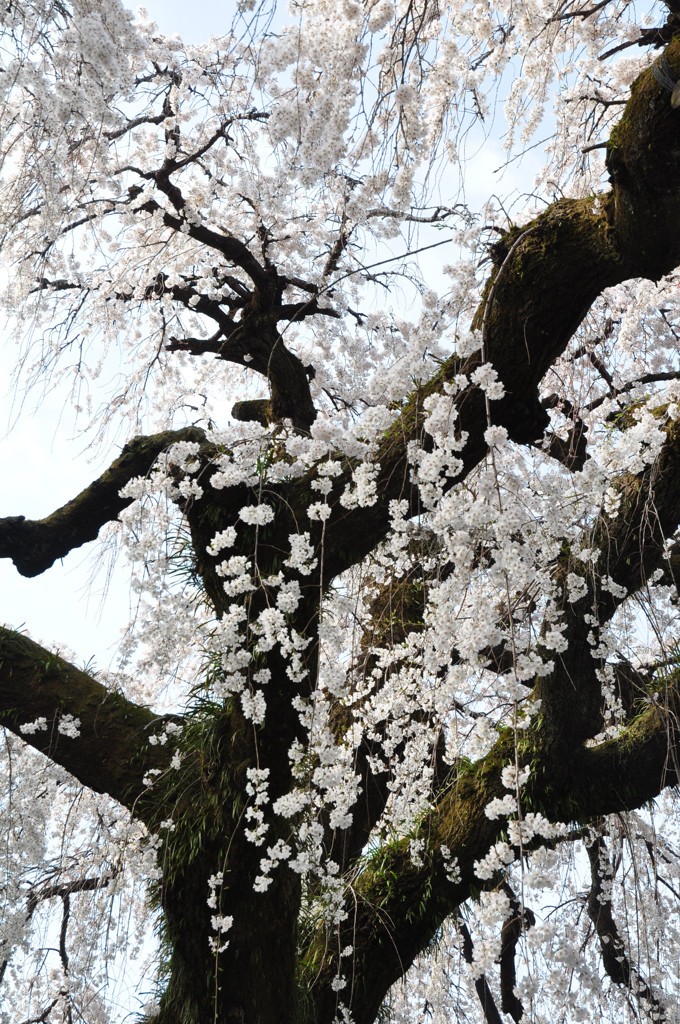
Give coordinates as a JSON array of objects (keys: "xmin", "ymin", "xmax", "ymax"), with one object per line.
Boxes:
[{"xmin": 2, "ymin": 2, "xmax": 680, "ymax": 1023}]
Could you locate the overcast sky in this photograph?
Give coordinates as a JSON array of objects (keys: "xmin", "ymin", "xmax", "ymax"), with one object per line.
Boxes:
[{"xmin": 140, "ymin": 0, "xmax": 233, "ymax": 41}]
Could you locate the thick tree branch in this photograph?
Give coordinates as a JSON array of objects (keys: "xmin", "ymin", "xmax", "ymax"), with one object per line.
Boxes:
[
  {"xmin": 0, "ymin": 627, "xmax": 177, "ymax": 815},
  {"xmin": 0, "ymin": 427, "xmax": 205, "ymax": 577}
]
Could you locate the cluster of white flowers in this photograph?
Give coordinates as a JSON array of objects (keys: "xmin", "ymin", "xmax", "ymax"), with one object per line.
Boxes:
[
  {"xmin": 254, "ymin": 838, "xmax": 292, "ymax": 893},
  {"xmin": 506, "ymin": 813, "xmax": 567, "ymax": 847},
  {"xmin": 284, "ymin": 533, "xmax": 318, "ymax": 576},
  {"xmin": 501, "ymin": 764, "xmax": 531, "ymax": 790},
  {"xmin": 206, "ymin": 872, "xmax": 223, "ymax": 910},
  {"xmin": 483, "ymin": 424, "xmax": 509, "ymax": 448},
  {"xmin": 244, "ymin": 768, "xmax": 270, "ymax": 846},
  {"xmin": 241, "ymin": 688, "xmax": 267, "ymax": 725},
  {"xmin": 19, "ymin": 717, "xmax": 48, "ymax": 735},
  {"xmin": 409, "ymin": 837, "xmax": 426, "ymax": 869},
  {"xmin": 239, "ymin": 503, "xmax": 275, "ymax": 526},
  {"xmin": 57, "ymin": 714, "xmax": 81, "ymax": 739},
  {"xmin": 440, "ymin": 845, "xmax": 461, "ymax": 885},
  {"xmin": 206, "ymin": 527, "xmax": 238, "ymax": 556},
  {"xmin": 216, "ymin": 554, "xmax": 256, "ymax": 597},
  {"xmin": 566, "ymin": 572, "xmax": 589, "ymax": 603},
  {"xmin": 474, "ymin": 840, "xmax": 516, "ymax": 880},
  {"xmin": 277, "ymin": 579, "xmax": 302, "ymax": 615},
  {"xmin": 456, "ymin": 330, "xmax": 483, "ymax": 358},
  {"xmin": 603, "ymin": 486, "xmax": 622, "ymax": 518},
  {"xmin": 484, "ymin": 793, "xmax": 518, "ymax": 820},
  {"xmin": 470, "ymin": 363, "xmax": 505, "ymax": 401},
  {"xmin": 166, "ymin": 441, "xmax": 202, "ymax": 474},
  {"xmin": 210, "ymin": 604, "xmax": 250, "ymax": 696},
  {"xmin": 209, "ymin": 913, "xmax": 233, "ymax": 954},
  {"xmin": 308, "ymin": 501, "xmax": 333, "ymax": 521},
  {"xmin": 410, "ymin": 435, "xmax": 467, "ymax": 509},
  {"xmin": 148, "ymin": 721, "xmax": 182, "ymax": 746},
  {"xmin": 423, "ymin": 391, "xmax": 459, "ymax": 438},
  {"xmin": 340, "ymin": 461, "xmax": 380, "ymax": 509}
]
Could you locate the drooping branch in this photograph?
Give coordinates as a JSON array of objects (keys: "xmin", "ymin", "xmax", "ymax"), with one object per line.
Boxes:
[
  {"xmin": 586, "ymin": 834, "xmax": 667, "ymax": 1021},
  {"xmin": 456, "ymin": 918, "xmax": 505, "ymax": 1024},
  {"xmin": 0, "ymin": 627, "xmax": 178, "ymax": 815},
  {"xmin": 0, "ymin": 427, "xmax": 205, "ymax": 577},
  {"xmin": 499, "ymin": 884, "xmax": 535, "ymax": 1023},
  {"xmin": 325, "ymin": 555, "xmax": 439, "ymax": 872},
  {"xmin": 328, "ymin": 546, "xmax": 510, "ymax": 874}
]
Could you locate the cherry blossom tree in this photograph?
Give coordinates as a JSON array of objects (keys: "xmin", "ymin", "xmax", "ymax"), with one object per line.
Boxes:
[{"xmin": 3, "ymin": 1, "xmax": 680, "ymax": 1022}]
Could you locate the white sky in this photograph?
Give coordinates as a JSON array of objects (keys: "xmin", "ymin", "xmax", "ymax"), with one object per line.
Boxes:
[{"xmin": 140, "ymin": 0, "xmax": 234, "ymax": 41}]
